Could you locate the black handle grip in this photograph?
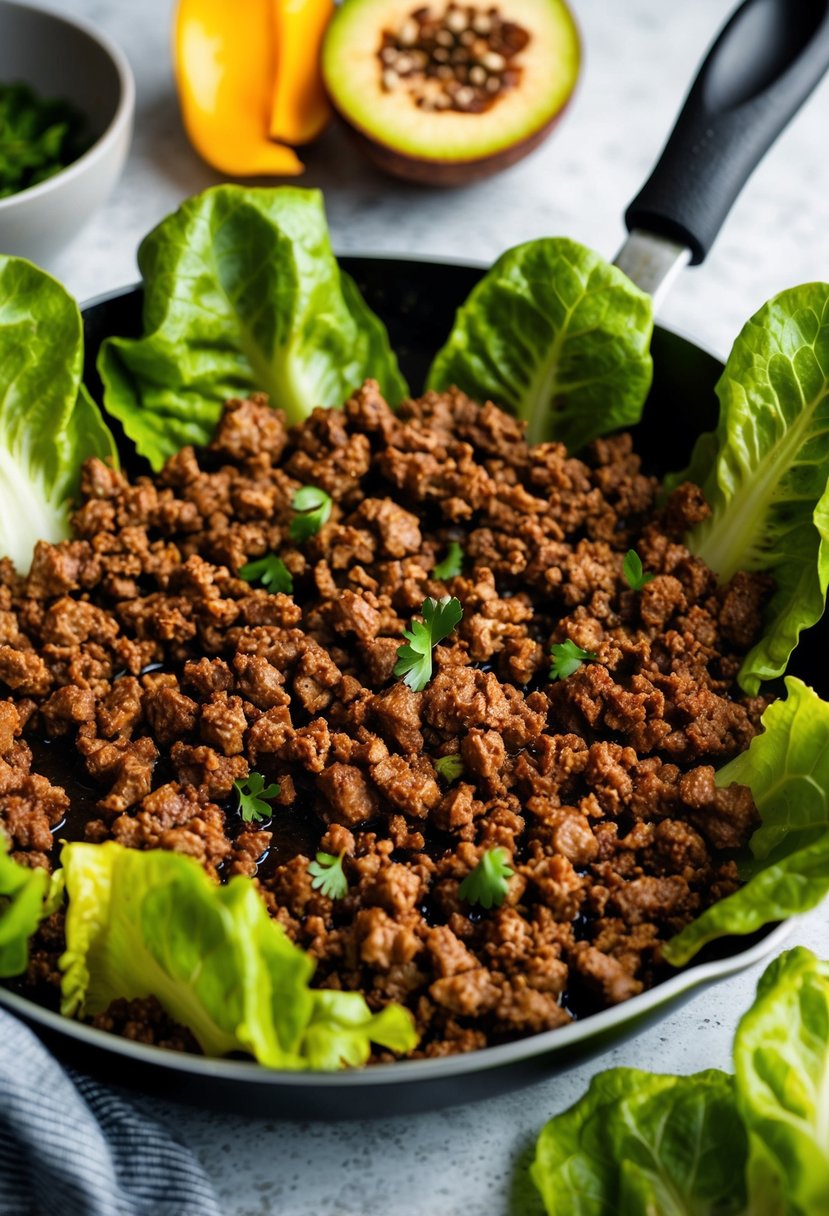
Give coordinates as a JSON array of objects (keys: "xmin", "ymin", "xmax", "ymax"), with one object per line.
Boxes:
[{"xmin": 625, "ymin": 0, "xmax": 829, "ymax": 264}]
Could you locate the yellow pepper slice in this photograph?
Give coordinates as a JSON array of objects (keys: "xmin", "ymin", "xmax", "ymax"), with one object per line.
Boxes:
[
  {"xmin": 270, "ymin": 0, "xmax": 334, "ymax": 146},
  {"xmin": 174, "ymin": 0, "xmax": 303, "ymax": 176}
]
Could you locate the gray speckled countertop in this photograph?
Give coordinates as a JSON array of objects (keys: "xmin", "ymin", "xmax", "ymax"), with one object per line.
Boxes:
[{"xmin": 30, "ymin": 1, "xmax": 829, "ymax": 1212}]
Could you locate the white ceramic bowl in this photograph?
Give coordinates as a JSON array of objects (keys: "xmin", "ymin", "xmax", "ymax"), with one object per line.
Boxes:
[{"xmin": 0, "ymin": 0, "xmax": 134, "ymax": 263}]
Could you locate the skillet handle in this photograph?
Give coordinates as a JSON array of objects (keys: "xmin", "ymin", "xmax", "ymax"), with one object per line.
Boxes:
[{"xmin": 625, "ymin": 0, "xmax": 829, "ymax": 265}]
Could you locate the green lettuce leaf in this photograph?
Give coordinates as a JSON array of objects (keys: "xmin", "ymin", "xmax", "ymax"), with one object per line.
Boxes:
[
  {"xmin": 0, "ymin": 256, "xmax": 117, "ymax": 571},
  {"xmin": 59, "ymin": 841, "xmax": 417, "ymax": 1069},
  {"xmin": 0, "ymin": 837, "xmax": 50, "ymax": 978},
  {"xmin": 529, "ymin": 950, "xmax": 829, "ymax": 1216},
  {"xmin": 664, "ymin": 678, "xmax": 829, "ymax": 967},
  {"xmin": 302, "ymin": 990, "xmax": 419, "ymax": 1070},
  {"xmin": 98, "ymin": 185, "xmax": 407, "ymax": 470},
  {"xmin": 530, "ymin": 1067, "xmax": 746, "ymax": 1215},
  {"xmin": 734, "ymin": 948, "xmax": 829, "ymax": 1216},
  {"xmin": 664, "ymin": 840, "xmax": 829, "ymax": 970},
  {"xmin": 673, "ymin": 284, "xmax": 829, "ymax": 695},
  {"xmin": 426, "ymin": 237, "xmax": 653, "ymax": 450}
]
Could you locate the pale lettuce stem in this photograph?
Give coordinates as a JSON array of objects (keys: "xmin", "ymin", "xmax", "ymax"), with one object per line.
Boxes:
[{"xmin": 693, "ymin": 393, "xmax": 823, "ymax": 581}]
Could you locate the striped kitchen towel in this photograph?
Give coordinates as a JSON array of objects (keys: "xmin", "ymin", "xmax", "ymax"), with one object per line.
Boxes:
[{"xmin": 0, "ymin": 1007, "xmax": 220, "ymax": 1216}]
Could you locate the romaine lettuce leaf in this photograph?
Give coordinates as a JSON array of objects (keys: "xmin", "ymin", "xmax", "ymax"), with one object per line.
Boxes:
[
  {"xmin": 530, "ymin": 1067, "xmax": 746, "ymax": 1215},
  {"xmin": 529, "ymin": 950, "xmax": 829, "ymax": 1216},
  {"xmin": 674, "ymin": 284, "xmax": 829, "ymax": 696},
  {"xmin": 59, "ymin": 842, "xmax": 417, "ymax": 1069},
  {"xmin": 664, "ymin": 838, "xmax": 829, "ymax": 970},
  {"xmin": 734, "ymin": 948, "xmax": 829, "ymax": 1216},
  {"xmin": 426, "ymin": 237, "xmax": 653, "ymax": 451},
  {"xmin": 0, "ymin": 256, "xmax": 117, "ymax": 572},
  {"xmin": 663, "ymin": 678, "xmax": 829, "ymax": 966},
  {"xmin": 302, "ymin": 990, "xmax": 420, "ymax": 1070},
  {"xmin": 98, "ymin": 185, "xmax": 408, "ymax": 470},
  {"xmin": 0, "ymin": 838, "xmax": 50, "ymax": 978}
]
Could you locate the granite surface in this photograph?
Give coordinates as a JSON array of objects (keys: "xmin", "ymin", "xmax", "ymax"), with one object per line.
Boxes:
[{"xmin": 28, "ymin": 1, "xmax": 829, "ymax": 1212}]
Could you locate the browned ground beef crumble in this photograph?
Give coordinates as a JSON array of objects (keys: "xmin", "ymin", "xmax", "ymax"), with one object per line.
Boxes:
[{"xmin": 0, "ymin": 382, "xmax": 772, "ymax": 1059}]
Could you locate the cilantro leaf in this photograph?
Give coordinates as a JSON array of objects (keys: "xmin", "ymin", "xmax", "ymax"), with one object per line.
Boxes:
[
  {"xmin": 307, "ymin": 851, "xmax": 348, "ymax": 900},
  {"xmin": 238, "ymin": 553, "xmax": 293, "ymax": 594},
  {"xmin": 549, "ymin": 639, "xmax": 598, "ymax": 681},
  {"xmin": 622, "ymin": 548, "xmax": 654, "ymax": 592},
  {"xmin": 435, "ymin": 754, "xmax": 464, "ymax": 784},
  {"xmin": 233, "ymin": 772, "xmax": 280, "ymax": 823},
  {"xmin": 432, "ymin": 542, "xmax": 464, "ymax": 580},
  {"xmin": 289, "ymin": 485, "xmax": 332, "ymax": 542},
  {"xmin": 458, "ymin": 848, "xmax": 514, "ymax": 910},
  {"xmin": 393, "ymin": 619, "xmax": 433, "ymax": 692},
  {"xmin": 394, "ymin": 596, "xmax": 463, "ymax": 692}
]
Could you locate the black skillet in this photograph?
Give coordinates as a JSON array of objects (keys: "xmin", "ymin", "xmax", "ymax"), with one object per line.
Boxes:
[{"xmin": 2, "ymin": 0, "xmax": 829, "ymax": 1118}]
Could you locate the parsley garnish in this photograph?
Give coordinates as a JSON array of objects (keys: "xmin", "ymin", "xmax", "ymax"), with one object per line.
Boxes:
[
  {"xmin": 233, "ymin": 772, "xmax": 280, "ymax": 822},
  {"xmin": 549, "ymin": 639, "xmax": 598, "ymax": 681},
  {"xmin": 0, "ymin": 84, "xmax": 88, "ymax": 200},
  {"xmin": 623, "ymin": 549, "xmax": 655, "ymax": 591},
  {"xmin": 308, "ymin": 851, "xmax": 348, "ymax": 899},
  {"xmin": 432, "ymin": 542, "xmax": 464, "ymax": 580},
  {"xmin": 435, "ymin": 753, "xmax": 464, "ymax": 783},
  {"xmin": 394, "ymin": 596, "xmax": 463, "ymax": 692},
  {"xmin": 458, "ymin": 848, "xmax": 514, "ymax": 910},
  {"xmin": 238, "ymin": 553, "xmax": 293, "ymax": 594},
  {"xmin": 289, "ymin": 485, "xmax": 332, "ymax": 541}
]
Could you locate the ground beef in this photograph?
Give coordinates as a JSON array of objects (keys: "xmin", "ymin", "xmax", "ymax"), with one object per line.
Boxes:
[{"xmin": 0, "ymin": 383, "xmax": 770, "ymax": 1059}]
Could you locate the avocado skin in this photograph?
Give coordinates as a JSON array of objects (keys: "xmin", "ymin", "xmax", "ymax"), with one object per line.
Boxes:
[{"xmin": 336, "ymin": 99, "xmax": 573, "ymax": 186}]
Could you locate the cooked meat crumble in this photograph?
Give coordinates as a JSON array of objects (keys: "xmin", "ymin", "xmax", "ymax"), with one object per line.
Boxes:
[{"xmin": 0, "ymin": 382, "xmax": 771, "ymax": 1058}]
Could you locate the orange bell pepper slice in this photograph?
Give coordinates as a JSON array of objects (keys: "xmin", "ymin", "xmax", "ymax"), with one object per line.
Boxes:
[
  {"xmin": 174, "ymin": 0, "xmax": 303, "ymax": 176},
  {"xmin": 270, "ymin": 0, "xmax": 334, "ymax": 146}
]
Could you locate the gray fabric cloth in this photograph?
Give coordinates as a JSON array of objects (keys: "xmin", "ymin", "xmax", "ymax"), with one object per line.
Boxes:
[{"xmin": 0, "ymin": 1007, "xmax": 221, "ymax": 1216}]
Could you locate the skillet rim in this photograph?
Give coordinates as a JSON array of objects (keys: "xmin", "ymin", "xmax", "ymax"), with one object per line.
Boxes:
[{"xmin": 0, "ymin": 920, "xmax": 792, "ymax": 1086}]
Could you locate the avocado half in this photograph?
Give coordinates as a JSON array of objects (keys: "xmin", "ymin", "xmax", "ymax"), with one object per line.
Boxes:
[{"xmin": 322, "ymin": 0, "xmax": 580, "ymax": 185}]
